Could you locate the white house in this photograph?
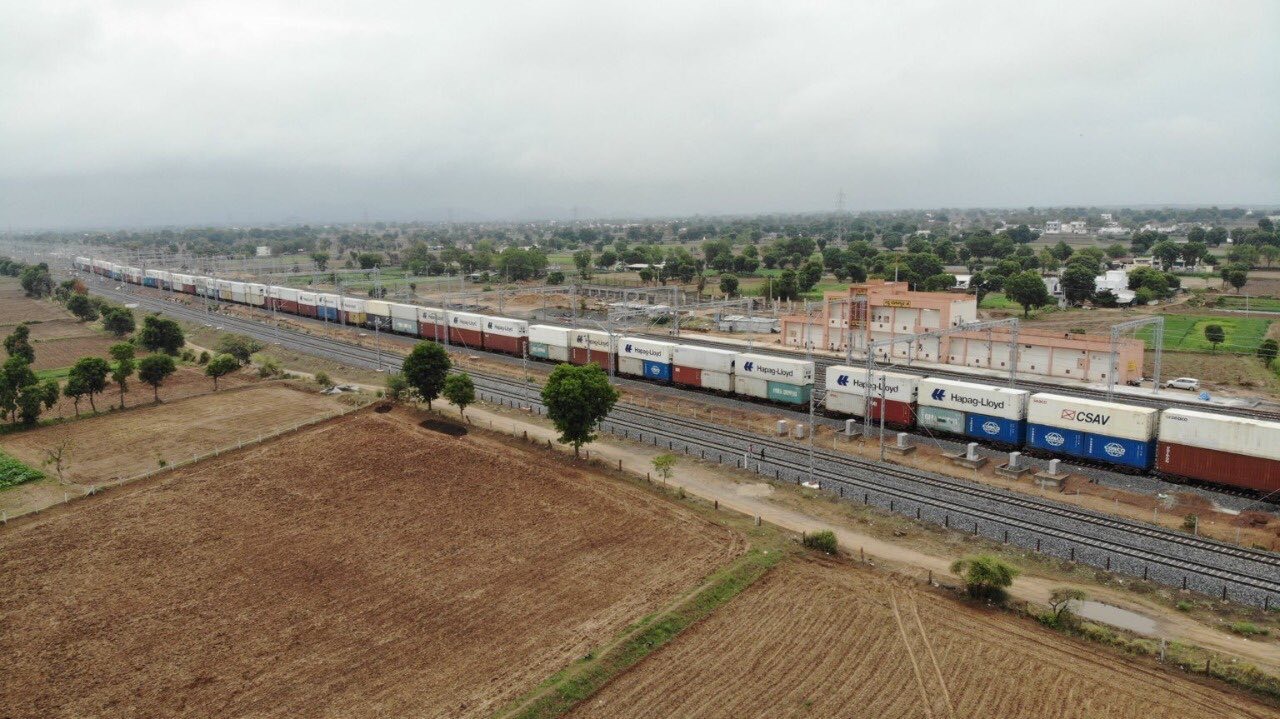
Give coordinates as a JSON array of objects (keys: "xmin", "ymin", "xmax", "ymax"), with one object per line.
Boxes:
[{"xmin": 1044, "ymin": 220, "xmax": 1062, "ymax": 233}]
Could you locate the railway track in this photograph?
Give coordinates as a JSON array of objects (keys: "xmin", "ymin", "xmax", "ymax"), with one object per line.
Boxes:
[{"xmin": 88, "ymin": 282, "xmax": 1280, "ymax": 607}]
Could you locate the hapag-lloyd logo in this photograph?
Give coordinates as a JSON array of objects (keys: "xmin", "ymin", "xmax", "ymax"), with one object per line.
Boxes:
[
  {"xmin": 742, "ymin": 361, "xmax": 798, "ymax": 379},
  {"xmin": 625, "ymin": 343, "xmax": 667, "ymax": 359}
]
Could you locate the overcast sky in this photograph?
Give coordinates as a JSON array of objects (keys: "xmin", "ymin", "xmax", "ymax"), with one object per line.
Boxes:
[{"xmin": 2, "ymin": 1, "xmax": 1277, "ymax": 229}]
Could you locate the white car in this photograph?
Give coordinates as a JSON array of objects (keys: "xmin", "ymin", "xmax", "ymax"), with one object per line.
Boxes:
[{"xmin": 1164, "ymin": 377, "xmax": 1200, "ymax": 391}]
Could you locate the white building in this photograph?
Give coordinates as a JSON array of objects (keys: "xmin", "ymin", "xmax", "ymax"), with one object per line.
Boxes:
[
  {"xmin": 1066, "ymin": 220, "xmax": 1087, "ymax": 234},
  {"xmin": 255, "ymin": 246, "xmax": 272, "ymax": 257},
  {"xmin": 1044, "ymin": 220, "xmax": 1062, "ymax": 233}
]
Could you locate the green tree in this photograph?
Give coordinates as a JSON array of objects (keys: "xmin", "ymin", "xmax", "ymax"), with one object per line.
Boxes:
[
  {"xmin": 1257, "ymin": 339, "xmax": 1279, "ymax": 368},
  {"xmin": 4, "ymin": 324, "xmax": 35, "ymax": 364},
  {"xmin": 718, "ymin": 273, "xmax": 740, "ymax": 297},
  {"xmin": 920, "ymin": 273, "xmax": 956, "ymax": 292},
  {"xmin": 401, "ymin": 341, "xmax": 452, "ymax": 410},
  {"xmin": 385, "ymin": 372, "xmax": 410, "ymax": 401},
  {"xmin": 1, "ymin": 355, "xmax": 38, "ymax": 423},
  {"xmin": 63, "ymin": 373, "xmax": 89, "ymax": 416},
  {"xmin": 1149, "ymin": 240, "xmax": 1182, "ymax": 270},
  {"xmin": 19, "ymin": 264, "xmax": 53, "ymax": 298},
  {"xmin": 950, "ymin": 555, "xmax": 1019, "ymax": 602},
  {"xmin": 311, "ymin": 252, "xmax": 329, "ymax": 271},
  {"xmin": 204, "ymin": 354, "xmax": 239, "ymax": 390},
  {"xmin": 1203, "ymin": 324, "xmax": 1225, "ymax": 352},
  {"xmin": 1047, "ymin": 587, "xmax": 1087, "ymax": 627},
  {"xmin": 67, "ymin": 356, "xmax": 111, "ymax": 413},
  {"xmin": 1061, "ymin": 265, "xmax": 1097, "ymax": 306},
  {"xmin": 1221, "ymin": 263, "xmax": 1249, "ymax": 293},
  {"xmin": 66, "ymin": 293, "xmax": 99, "ymax": 321},
  {"xmin": 1104, "ymin": 243, "xmax": 1128, "ymax": 260},
  {"xmin": 216, "ymin": 334, "xmax": 264, "ymax": 365},
  {"xmin": 651, "ymin": 453, "xmax": 677, "ymax": 482},
  {"xmin": 109, "ymin": 343, "xmax": 136, "ymax": 409},
  {"xmin": 101, "ymin": 306, "xmax": 136, "ymax": 337},
  {"xmin": 541, "ymin": 362, "xmax": 619, "ymax": 458},
  {"xmin": 442, "ymin": 372, "xmax": 475, "ymax": 418},
  {"xmin": 137, "ymin": 314, "xmax": 185, "ymax": 355},
  {"xmin": 1050, "ymin": 240, "xmax": 1074, "ymax": 261},
  {"xmin": 1003, "ymin": 271, "xmax": 1052, "ymax": 317},
  {"xmin": 137, "ymin": 353, "xmax": 177, "ymax": 402},
  {"xmin": 357, "ymin": 252, "xmax": 382, "ymax": 269},
  {"xmin": 546, "ymin": 271, "xmax": 565, "ymax": 285},
  {"xmin": 798, "ymin": 260, "xmax": 824, "ymax": 292},
  {"xmin": 573, "ymin": 249, "xmax": 593, "ymax": 279}
]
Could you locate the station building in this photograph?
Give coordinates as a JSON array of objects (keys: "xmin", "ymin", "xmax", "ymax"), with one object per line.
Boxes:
[{"xmin": 779, "ymin": 281, "xmax": 1144, "ymax": 384}]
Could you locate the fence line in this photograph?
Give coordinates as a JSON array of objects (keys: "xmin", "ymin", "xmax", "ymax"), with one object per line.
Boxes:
[{"xmin": 2, "ymin": 402, "xmax": 369, "ymax": 525}]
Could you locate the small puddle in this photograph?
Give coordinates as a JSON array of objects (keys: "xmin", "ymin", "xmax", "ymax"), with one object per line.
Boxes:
[{"xmin": 1072, "ymin": 601, "xmax": 1159, "ymax": 635}]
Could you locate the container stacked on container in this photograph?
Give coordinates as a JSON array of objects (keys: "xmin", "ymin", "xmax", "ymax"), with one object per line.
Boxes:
[
  {"xmin": 271, "ymin": 286, "xmax": 299, "ymax": 313},
  {"xmin": 1157, "ymin": 409, "xmax": 1280, "ymax": 493},
  {"xmin": 482, "ymin": 316, "xmax": 529, "ymax": 354},
  {"xmin": 448, "ymin": 311, "xmax": 485, "ymax": 346},
  {"xmin": 389, "ymin": 303, "xmax": 418, "ymax": 334},
  {"xmin": 317, "ymin": 294, "xmax": 341, "ymax": 320},
  {"xmin": 297, "ymin": 291, "xmax": 318, "ymax": 318},
  {"xmin": 215, "ymin": 280, "xmax": 234, "ymax": 301},
  {"xmin": 1026, "ymin": 393, "xmax": 1157, "ymax": 470},
  {"xmin": 417, "ymin": 307, "xmax": 447, "ymax": 341},
  {"xmin": 917, "ymin": 378, "xmax": 1029, "ymax": 445},
  {"xmin": 364, "ymin": 299, "xmax": 391, "ymax": 330},
  {"xmin": 246, "ymin": 283, "xmax": 268, "ymax": 307},
  {"xmin": 570, "ymin": 329, "xmax": 616, "ymax": 370},
  {"xmin": 671, "ymin": 345, "xmax": 736, "ymax": 391},
  {"xmin": 528, "ymin": 325, "xmax": 572, "ymax": 361},
  {"xmin": 230, "ymin": 282, "xmax": 248, "ymax": 304},
  {"xmin": 340, "ymin": 297, "xmax": 366, "ymax": 325},
  {"xmin": 619, "ymin": 337, "xmax": 676, "ymax": 381},
  {"xmin": 825, "ymin": 366, "xmax": 920, "ymax": 426},
  {"xmin": 735, "ymin": 353, "xmax": 814, "ymax": 405}
]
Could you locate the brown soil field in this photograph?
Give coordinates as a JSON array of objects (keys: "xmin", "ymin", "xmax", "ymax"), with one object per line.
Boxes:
[
  {"xmin": 0, "ymin": 408, "xmax": 742, "ymax": 719},
  {"xmin": 17, "ymin": 318, "xmax": 101, "ymax": 340},
  {"xmin": 29, "ymin": 334, "xmax": 119, "ymax": 371},
  {"xmin": 0, "ymin": 285, "xmax": 69, "ymax": 326},
  {"xmin": 568, "ymin": 557, "xmax": 1278, "ymax": 719},
  {"xmin": 2, "ymin": 381, "xmax": 344, "ymax": 489}
]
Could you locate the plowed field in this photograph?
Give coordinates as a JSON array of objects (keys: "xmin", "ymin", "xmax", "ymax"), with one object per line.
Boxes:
[
  {"xmin": 0, "ymin": 409, "xmax": 741, "ymax": 718},
  {"xmin": 568, "ymin": 558, "xmax": 1277, "ymax": 719},
  {"xmin": 29, "ymin": 334, "xmax": 119, "ymax": 371}
]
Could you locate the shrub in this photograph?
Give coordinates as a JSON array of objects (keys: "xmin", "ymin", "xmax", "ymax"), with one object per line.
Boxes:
[
  {"xmin": 180, "ymin": 349, "xmax": 196, "ymax": 362},
  {"xmin": 1229, "ymin": 622, "xmax": 1270, "ymax": 637},
  {"xmin": 258, "ymin": 358, "xmax": 283, "ymax": 378},
  {"xmin": 0, "ymin": 451, "xmax": 44, "ymax": 489},
  {"xmin": 802, "ymin": 529, "xmax": 838, "ymax": 555},
  {"xmin": 951, "ymin": 554, "xmax": 1019, "ymax": 603},
  {"xmin": 1176, "ymin": 600, "xmax": 1194, "ymax": 612},
  {"xmin": 314, "ymin": 371, "xmax": 333, "ymax": 388},
  {"xmin": 198, "ymin": 350, "xmax": 210, "ymax": 365}
]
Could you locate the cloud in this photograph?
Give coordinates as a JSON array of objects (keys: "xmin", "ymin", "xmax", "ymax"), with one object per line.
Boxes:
[{"xmin": 0, "ymin": 0, "xmax": 1276, "ymax": 228}]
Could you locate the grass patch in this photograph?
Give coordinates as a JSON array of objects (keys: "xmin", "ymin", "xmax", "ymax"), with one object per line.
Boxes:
[
  {"xmin": 979, "ymin": 292, "xmax": 1018, "ymax": 310},
  {"xmin": 1217, "ymin": 295, "xmax": 1280, "ymax": 312},
  {"xmin": 1136, "ymin": 315, "xmax": 1271, "ymax": 353},
  {"xmin": 0, "ymin": 450, "xmax": 44, "ymax": 489},
  {"xmin": 493, "ymin": 538, "xmax": 789, "ymax": 719},
  {"xmin": 36, "ymin": 366, "xmax": 71, "ymax": 381}
]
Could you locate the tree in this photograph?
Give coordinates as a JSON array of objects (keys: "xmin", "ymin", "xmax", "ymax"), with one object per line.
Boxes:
[
  {"xmin": 798, "ymin": 260, "xmax": 824, "ymax": 292},
  {"xmin": 719, "ymin": 273, "xmax": 740, "ymax": 297},
  {"xmin": 920, "ymin": 273, "xmax": 956, "ymax": 292},
  {"xmin": 356, "ymin": 252, "xmax": 382, "ymax": 269},
  {"xmin": 950, "ymin": 555, "xmax": 1019, "ymax": 602},
  {"xmin": 765, "ymin": 270, "xmax": 800, "ymax": 301},
  {"xmin": 573, "ymin": 249, "xmax": 593, "ymax": 279},
  {"xmin": 109, "ymin": 343, "xmax": 136, "ymax": 409},
  {"xmin": 442, "ymin": 373, "xmax": 475, "ymax": 418},
  {"xmin": 541, "ymin": 362, "xmax": 619, "ymax": 458},
  {"xmin": 67, "ymin": 356, "xmax": 110, "ymax": 413},
  {"xmin": 1047, "ymin": 587, "xmax": 1087, "ymax": 626},
  {"xmin": 204, "ymin": 354, "xmax": 239, "ymax": 390},
  {"xmin": 1203, "ymin": 324, "xmax": 1225, "ymax": 352},
  {"xmin": 546, "ymin": 271, "xmax": 565, "ymax": 285},
  {"xmin": 137, "ymin": 353, "xmax": 177, "ymax": 402},
  {"xmin": 385, "ymin": 372, "xmax": 410, "ymax": 401},
  {"xmin": 1105, "ymin": 243, "xmax": 1128, "ymax": 260},
  {"xmin": 19, "ymin": 264, "xmax": 53, "ymax": 298},
  {"xmin": 66, "ymin": 293, "xmax": 99, "ymax": 322},
  {"xmin": 311, "ymin": 252, "xmax": 329, "ymax": 271},
  {"xmin": 402, "ymin": 341, "xmax": 452, "ymax": 409},
  {"xmin": 137, "ymin": 315, "xmax": 185, "ymax": 355},
  {"xmin": 101, "ymin": 306, "xmax": 136, "ymax": 337},
  {"xmin": 1050, "ymin": 240, "xmax": 1074, "ymax": 261},
  {"xmin": 1206, "ymin": 226, "xmax": 1229, "ymax": 247},
  {"xmin": 1257, "ymin": 339, "xmax": 1279, "ymax": 368},
  {"xmin": 63, "ymin": 374, "xmax": 89, "ymax": 416},
  {"xmin": 1003, "ymin": 271, "xmax": 1052, "ymax": 317},
  {"xmin": 4, "ymin": 324, "xmax": 35, "ymax": 364},
  {"xmin": 651, "ymin": 453, "xmax": 677, "ymax": 482},
  {"xmin": 598, "ymin": 250, "xmax": 619, "ymax": 269},
  {"xmin": 1222, "ymin": 263, "xmax": 1249, "ymax": 293},
  {"xmin": 216, "ymin": 334, "xmax": 264, "ymax": 365},
  {"xmin": 41, "ymin": 434, "xmax": 73, "ymax": 484},
  {"xmin": 1061, "ymin": 265, "xmax": 1097, "ymax": 306},
  {"xmin": 1, "ymin": 355, "xmax": 38, "ymax": 423}
]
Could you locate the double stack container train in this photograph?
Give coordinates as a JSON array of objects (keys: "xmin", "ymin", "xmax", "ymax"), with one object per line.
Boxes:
[{"xmin": 72, "ymin": 256, "xmax": 1280, "ymax": 497}]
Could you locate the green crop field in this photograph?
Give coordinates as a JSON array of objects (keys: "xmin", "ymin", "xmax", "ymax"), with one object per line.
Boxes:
[
  {"xmin": 1136, "ymin": 315, "xmax": 1272, "ymax": 353},
  {"xmin": 1216, "ymin": 295, "xmax": 1280, "ymax": 312}
]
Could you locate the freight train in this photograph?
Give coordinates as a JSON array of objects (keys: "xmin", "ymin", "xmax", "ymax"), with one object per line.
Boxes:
[{"xmin": 75, "ymin": 257, "xmax": 1279, "ymax": 497}]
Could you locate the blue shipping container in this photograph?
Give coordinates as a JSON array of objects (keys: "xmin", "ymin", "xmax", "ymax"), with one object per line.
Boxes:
[
  {"xmin": 1026, "ymin": 423, "xmax": 1155, "ymax": 470},
  {"xmin": 964, "ymin": 413, "xmax": 1025, "ymax": 446},
  {"xmin": 143, "ymin": 278, "xmax": 157, "ymax": 288},
  {"xmin": 642, "ymin": 360, "xmax": 672, "ymax": 382},
  {"xmin": 529, "ymin": 342, "xmax": 550, "ymax": 359},
  {"xmin": 319, "ymin": 306, "xmax": 339, "ymax": 321}
]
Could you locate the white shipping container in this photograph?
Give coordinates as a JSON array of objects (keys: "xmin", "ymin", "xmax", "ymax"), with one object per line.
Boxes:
[
  {"xmin": 342, "ymin": 297, "xmax": 366, "ymax": 312},
  {"xmin": 1159, "ymin": 409, "xmax": 1280, "ymax": 461},
  {"xmin": 297, "ymin": 292, "xmax": 317, "ymax": 306},
  {"xmin": 364, "ymin": 299, "xmax": 391, "ymax": 317},
  {"xmin": 825, "ymin": 391, "xmax": 870, "ymax": 416},
  {"xmin": 824, "ymin": 366, "xmax": 918, "ymax": 403},
  {"xmin": 735, "ymin": 375, "xmax": 769, "ymax": 399},
  {"xmin": 389, "ymin": 302, "xmax": 417, "ymax": 320},
  {"xmin": 618, "ymin": 357, "xmax": 645, "ymax": 376},
  {"xmin": 700, "ymin": 370, "xmax": 734, "ymax": 393},
  {"xmin": 735, "ymin": 353, "xmax": 814, "ymax": 385},
  {"xmin": 672, "ymin": 345, "xmax": 736, "ymax": 373},
  {"xmin": 484, "ymin": 316, "xmax": 528, "ymax": 338},
  {"xmin": 529, "ymin": 324, "xmax": 572, "ymax": 347},
  {"xmin": 318, "ymin": 293, "xmax": 341, "ymax": 309},
  {"xmin": 273, "ymin": 286, "xmax": 300, "ymax": 302},
  {"xmin": 145, "ymin": 269, "xmax": 162, "ymax": 280},
  {"xmin": 1028, "ymin": 393, "xmax": 1157, "ymax": 441},
  {"xmin": 917, "ymin": 378, "xmax": 1028, "ymax": 421},
  {"xmin": 417, "ymin": 306, "xmax": 445, "ymax": 324},
  {"xmin": 216, "ymin": 280, "xmax": 233, "ymax": 293},
  {"xmin": 448, "ymin": 311, "xmax": 485, "ymax": 331},
  {"xmin": 571, "ymin": 329, "xmax": 617, "ymax": 353},
  {"xmin": 620, "ymin": 337, "xmax": 676, "ymax": 363}
]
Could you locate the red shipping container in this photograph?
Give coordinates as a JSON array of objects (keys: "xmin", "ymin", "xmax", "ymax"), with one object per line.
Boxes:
[
  {"xmin": 297, "ymin": 304, "xmax": 317, "ymax": 319},
  {"xmin": 419, "ymin": 322, "xmax": 446, "ymax": 342},
  {"xmin": 279, "ymin": 300, "xmax": 299, "ymax": 315},
  {"xmin": 1157, "ymin": 441, "xmax": 1280, "ymax": 494},
  {"xmin": 570, "ymin": 347, "xmax": 614, "ymax": 370},
  {"xmin": 869, "ymin": 398, "xmax": 917, "ymax": 428},
  {"xmin": 672, "ymin": 365, "xmax": 702, "ymax": 387},
  {"xmin": 449, "ymin": 327, "xmax": 484, "ymax": 347},
  {"xmin": 483, "ymin": 334, "xmax": 527, "ymax": 355}
]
